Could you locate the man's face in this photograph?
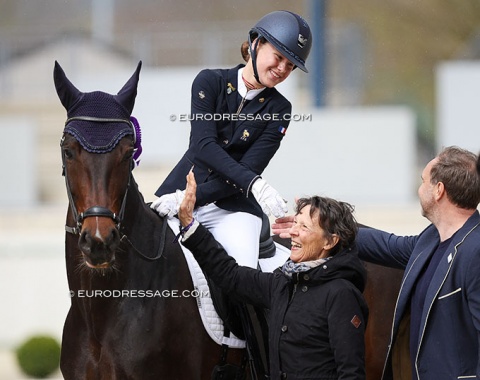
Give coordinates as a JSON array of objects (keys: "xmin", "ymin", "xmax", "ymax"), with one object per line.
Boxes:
[{"xmin": 418, "ymin": 158, "xmax": 437, "ymax": 220}]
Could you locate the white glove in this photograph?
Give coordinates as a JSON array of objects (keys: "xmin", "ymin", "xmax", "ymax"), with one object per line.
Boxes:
[
  {"xmin": 150, "ymin": 190, "xmax": 185, "ymax": 218},
  {"xmin": 251, "ymin": 178, "xmax": 287, "ymax": 218}
]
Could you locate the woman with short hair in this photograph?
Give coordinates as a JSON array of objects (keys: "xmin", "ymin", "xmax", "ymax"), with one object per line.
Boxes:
[{"xmin": 177, "ymin": 171, "xmax": 369, "ymax": 380}]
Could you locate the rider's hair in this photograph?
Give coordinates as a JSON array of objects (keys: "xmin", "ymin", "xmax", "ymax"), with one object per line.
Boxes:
[{"xmin": 240, "ymin": 37, "xmax": 266, "ymax": 62}]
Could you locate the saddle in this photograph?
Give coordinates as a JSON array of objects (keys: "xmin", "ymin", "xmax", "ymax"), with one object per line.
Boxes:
[
  {"xmin": 259, "ymin": 213, "xmax": 276, "ymax": 259},
  {"xmin": 166, "ymin": 214, "xmax": 289, "ymax": 378}
]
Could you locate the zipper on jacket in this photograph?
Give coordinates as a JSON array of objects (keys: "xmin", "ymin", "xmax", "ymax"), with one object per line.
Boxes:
[{"xmin": 236, "ymin": 94, "xmax": 248, "ymax": 115}]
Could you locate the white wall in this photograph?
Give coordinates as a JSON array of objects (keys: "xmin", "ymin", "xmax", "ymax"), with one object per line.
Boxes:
[
  {"xmin": 0, "ymin": 117, "xmax": 37, "ymax": 207},
  {"xmin": 436, "ymin": 60, "xmax": 480, "ymax": 154},
  {"xmin": 0, "ymin": 208, "xmax": 68, "ymax": 349},
  {"xmin": 263, "ymin": 106, "xmax": 417, "ymax": 209}
]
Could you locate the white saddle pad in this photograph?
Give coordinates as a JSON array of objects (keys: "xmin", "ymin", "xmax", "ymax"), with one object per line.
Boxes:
[{"xmin": 167, "ymin": 218, "xmax": 290, "ymax": 348}]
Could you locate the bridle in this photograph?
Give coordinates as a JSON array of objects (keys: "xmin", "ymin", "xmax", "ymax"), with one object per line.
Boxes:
[
  {"xmin": 61, "ymin": 116, "xmax": 135, "ymax": 236},
  {"xmin": 60, "ymin": 115, "xmax": 168, "ymax": 262}
]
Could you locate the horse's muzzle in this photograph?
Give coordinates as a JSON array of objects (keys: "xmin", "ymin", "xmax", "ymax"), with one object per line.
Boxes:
[{"xmin": 78, "ymin": 221, "xmax": 121, "ymax": 268}]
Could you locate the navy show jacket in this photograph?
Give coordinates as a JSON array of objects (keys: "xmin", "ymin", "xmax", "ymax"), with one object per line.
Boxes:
[
  {"xmin": 155, "ymin": 64, "xmax": 292, "ymax": 217},
  {"xmin": 356, "ymin": 211, "xmax": 480, "ymax": 380}
]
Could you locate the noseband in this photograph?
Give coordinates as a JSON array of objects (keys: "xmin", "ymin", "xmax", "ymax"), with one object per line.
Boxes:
[{"xmin": 61, "ymin": 116, "xmax": 135, "ymax": 235}]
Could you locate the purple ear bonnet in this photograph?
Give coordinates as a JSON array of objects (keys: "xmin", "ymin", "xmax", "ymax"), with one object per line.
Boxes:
[
  {"xmin": 54, "ymin": 61, "xmax": 142, "ymax": 156},
  {"xmin": 63, "ymin": 91, "xmax": 134, "ymax": 153}
]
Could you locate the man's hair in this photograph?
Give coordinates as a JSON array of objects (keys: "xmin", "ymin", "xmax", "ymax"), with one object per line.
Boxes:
[
  {"xmin": 477, "ymin": 153, "xmax": 480, "ymax": 177},
  {"xmin": 295, "ymin": 196, "xmax": 358, "ymax": 256},
  {"xmin": 431, "ymin": 146, "xmax": 480, "ymax": 210}
]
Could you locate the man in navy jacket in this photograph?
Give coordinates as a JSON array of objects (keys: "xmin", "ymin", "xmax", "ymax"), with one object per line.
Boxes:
[
  {"xmin": 273, "ymin": 146, "xmax": 480, "ymax": 380},
  {"xmin": 346, "ymin": 146, "xmax": 480, "ymax": 379}
]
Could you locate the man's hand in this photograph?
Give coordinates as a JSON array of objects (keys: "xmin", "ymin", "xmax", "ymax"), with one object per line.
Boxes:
[{"xmin": 271, "ymin": 215, "xmax": 295, "ymax": 239}]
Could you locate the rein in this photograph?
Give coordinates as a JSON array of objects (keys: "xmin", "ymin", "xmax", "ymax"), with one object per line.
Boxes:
[{"xmin": 120, "ymin": 218, "xmax": 168, "ymax": 261}]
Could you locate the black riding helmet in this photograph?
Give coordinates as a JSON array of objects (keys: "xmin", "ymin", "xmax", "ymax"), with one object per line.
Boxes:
[{"xmin": 248, "ymin": 10, "xmax": 312, "ymax": 84}]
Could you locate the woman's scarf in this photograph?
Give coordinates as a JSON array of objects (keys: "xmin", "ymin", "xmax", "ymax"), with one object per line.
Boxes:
[{"xmin": 280, "ymin": 257, "xmax": 332, "ymax": 277}]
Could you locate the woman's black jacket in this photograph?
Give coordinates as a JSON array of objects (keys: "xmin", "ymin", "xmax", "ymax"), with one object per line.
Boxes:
[{"xmin": 182, "ymin": 223, "xmax": 369, "ymax": 380}]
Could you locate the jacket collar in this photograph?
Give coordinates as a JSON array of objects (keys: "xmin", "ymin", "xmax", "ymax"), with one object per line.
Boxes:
[
  {"xmin": 399, "ymin": 211, "xmax": 480, "ymax": 330},
  {"xmin": 224, "ymin": 65, "xmax": 275, "ymax": 126},
  {"xmin": 285, "ymin": 247, "xmax": 367, "ymax": 292},
  {"xmin": 425, "ymin": 210, "xmax": 480, "ymax": 299},
  {"xmin": 224, "ymin": 65, "xmax": 241, "ymax": 116},
  {"xmin": 237, "ymin": 67, "xmax": 265, "ymax": 100}
]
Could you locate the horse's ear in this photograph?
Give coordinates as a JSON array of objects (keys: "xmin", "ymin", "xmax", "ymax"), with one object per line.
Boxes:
[
  {"xmin": 115, "ymin": 61, "xmax": 142, "ymax": 114},
  {"xmin": 54, "ymin": 61, "xmax": 82, "ymax": 111}
]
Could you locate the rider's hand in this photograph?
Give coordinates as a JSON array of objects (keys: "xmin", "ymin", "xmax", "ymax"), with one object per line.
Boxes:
[
  {"xmin": 151, "ymin": 189, "xmax": 185, "ymax": 218},
  {"xmin": 251, "ymin": 178, "xmax": 287, "ymax": 218},
  {"xmin": 271, "ymin": 215, "xmax": 295, "ymax": 239}
]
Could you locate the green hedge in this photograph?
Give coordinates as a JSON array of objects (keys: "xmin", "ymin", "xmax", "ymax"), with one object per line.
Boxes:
[{"xmin": 16, "ymin": 335, "xmax": 61, "ymax": 378}]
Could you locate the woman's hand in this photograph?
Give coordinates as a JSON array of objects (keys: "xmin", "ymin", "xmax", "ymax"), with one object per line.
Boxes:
[
  {"xmin": 178, "ymin": 170, "xmax": 196, "ymax": 227},
  {"xmin": 271, "ymin": 215, "xmax": 295, "ymax": 239}
]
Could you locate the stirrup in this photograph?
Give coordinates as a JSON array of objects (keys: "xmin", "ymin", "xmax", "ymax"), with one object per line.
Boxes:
[{"xmin": 211, "ymin": 331, "xmax": 247, "ymax": 380}]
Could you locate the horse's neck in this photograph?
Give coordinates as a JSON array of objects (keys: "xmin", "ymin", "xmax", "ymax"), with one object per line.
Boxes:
[{"xmin": 123, "ymin": 177, "xmax": 158, "ymax": 236}]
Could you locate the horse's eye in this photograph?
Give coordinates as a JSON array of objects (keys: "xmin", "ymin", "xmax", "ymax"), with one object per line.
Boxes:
[
  {"xmin": 63, "ymin": 148, "xmax": 73, "ymax": 159},
  {"xmin": 124, "ymin": 149, "xmax": 134, "ymax": 162}
]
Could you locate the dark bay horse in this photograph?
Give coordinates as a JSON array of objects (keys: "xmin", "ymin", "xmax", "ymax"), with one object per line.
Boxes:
[
  {"xmin": 54, "ymin": 61, "xmax": 403, "ymax": 380},
  {"xmin": 54, "ymin": 61, "xmax": 246, "ymax": 380},
  {"xmin": 363, "ymin": 262, "xmax": 403, "ymax": 379}
]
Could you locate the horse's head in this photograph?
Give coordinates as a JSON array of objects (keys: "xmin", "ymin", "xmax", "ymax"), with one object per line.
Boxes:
[{"xmin": 54, "ymin": 61, "xmax": 142, "ymax": 269}]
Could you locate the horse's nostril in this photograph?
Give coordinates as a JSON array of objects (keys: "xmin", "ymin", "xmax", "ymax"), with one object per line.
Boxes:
[
  {"xmin": 108, "ymin": 228, "xmax": 121, "ymax": 245},
  {"xmin": 78, "ymin": 231, "xmax": 92, "ymax": 255},
  {"xmin": 103, "ymin": 228, "xmax": 121, "ymax": 254},
  {"xmin": 78, "ymin": 226, "xmax": 119, "ymax": 261}
]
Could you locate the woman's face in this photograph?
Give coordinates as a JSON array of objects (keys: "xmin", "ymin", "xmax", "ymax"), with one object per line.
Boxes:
[
  {"xmin": 254, "ymin": 41, "xmax": 294, "ymax": 88},
  {"xmin": 288, "ymin": 205, "xmax": 335, "ymax": 263}
]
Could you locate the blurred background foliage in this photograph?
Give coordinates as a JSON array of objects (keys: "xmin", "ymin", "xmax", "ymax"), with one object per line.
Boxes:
[{"xmin": 330, "ymin": 0, "xmax": 480, "ymax": 147}]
